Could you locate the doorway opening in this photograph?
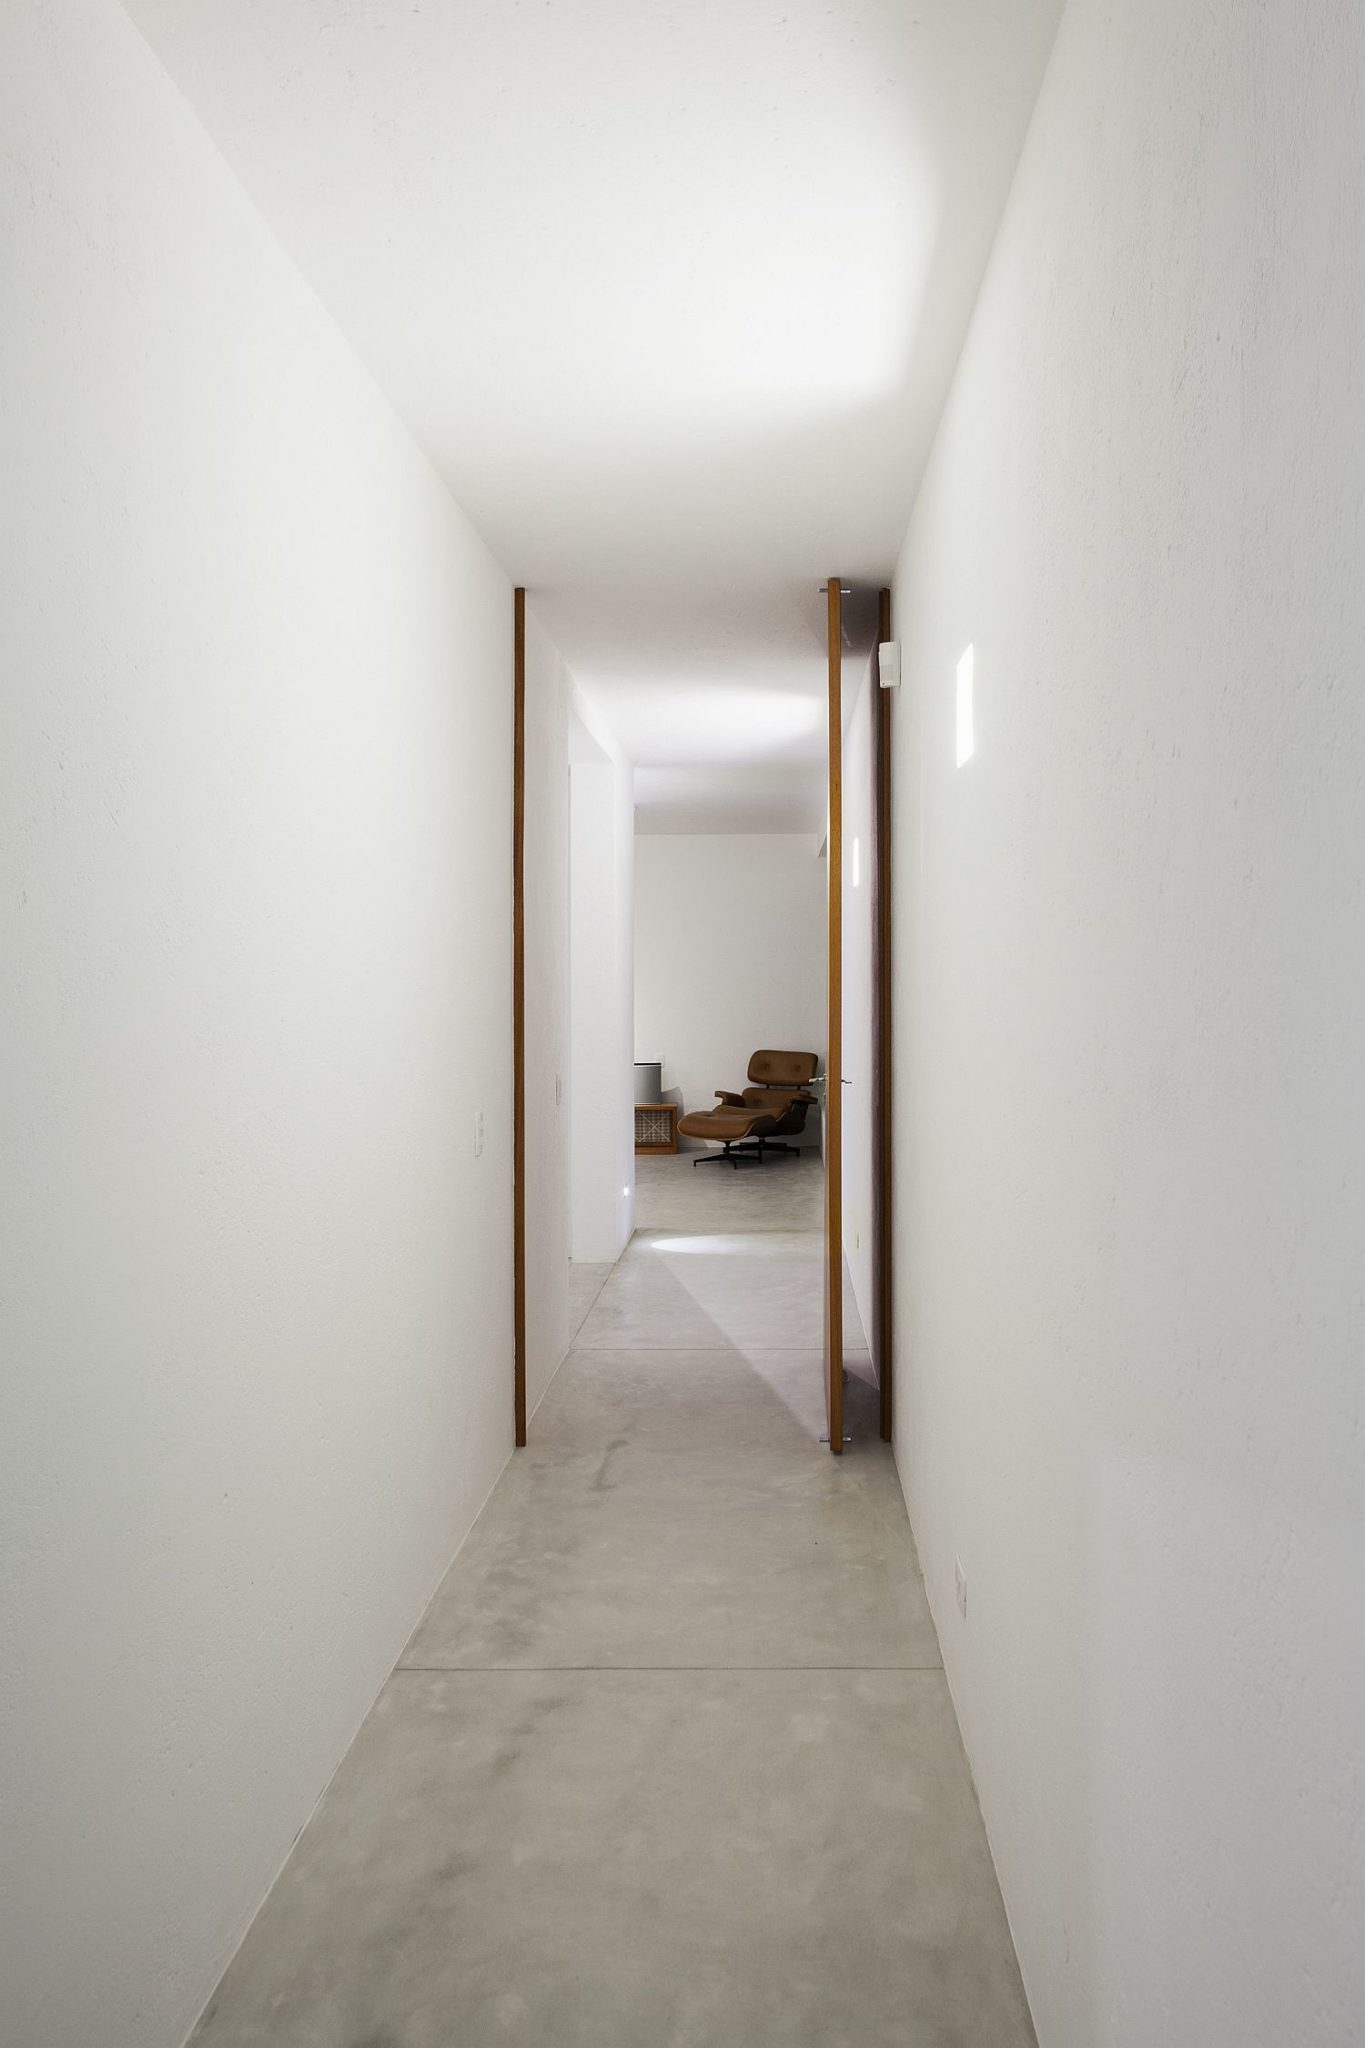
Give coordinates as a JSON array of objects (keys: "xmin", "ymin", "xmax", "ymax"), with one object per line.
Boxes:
[
  {"xmin": 622, "ymin": 581, "xmax": 893, "ymax": 1453},
  {"xmin": 513, "ymin": 580, "xmax": 891, "ymax": 1456}
]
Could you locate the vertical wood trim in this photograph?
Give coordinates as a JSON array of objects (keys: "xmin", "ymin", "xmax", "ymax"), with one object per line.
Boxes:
[
  {"xmin": 825, "ymin": 576, "xmax": 844, "ymax": 1456},
  {"xmin": 512, "ymin": 587, "xmax": 527, "ymax": 1448},
  {"xmin": 873, "ymin": 586, "xmax": 894, "ymax": 1443}
]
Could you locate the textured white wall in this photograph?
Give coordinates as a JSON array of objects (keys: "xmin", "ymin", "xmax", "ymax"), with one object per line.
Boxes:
[
  {"xmin": 0, "ymin": 6, "xmax": 515, "ymax": 2045},
  {"xmin": 890, "ymin": 5, "xmax": 1365, "ymax": 2045},
  {"xmin": 634, "ymin": 835, "xmax": 826, "ymax": 1145}
]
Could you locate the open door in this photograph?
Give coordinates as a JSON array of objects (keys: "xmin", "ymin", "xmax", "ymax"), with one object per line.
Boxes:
[
  {"xmin": 513, "ymin": 587, "xmax": 527, "ymax": 1448},
  {"xmin": 823, "ymin": 576, "xmax": 844, "ymax": 1453},
  {"xmin": 872, "ymin": 586, "xmax": 893, "ymax": 1442}
]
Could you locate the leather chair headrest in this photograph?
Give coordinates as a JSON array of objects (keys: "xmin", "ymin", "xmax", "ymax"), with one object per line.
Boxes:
[{"xmin": 747, "ymin": 1049, "xmax": 818, "ymax": 1088}]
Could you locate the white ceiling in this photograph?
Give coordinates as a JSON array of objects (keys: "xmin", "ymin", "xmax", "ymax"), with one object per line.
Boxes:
[
  {"xmin": 635, "ymin": 765, "xmax": 826, "ymax": 837},
  {"xmin": 124, "ymin": 0, "xmax": 1061, "ymax": 828}
]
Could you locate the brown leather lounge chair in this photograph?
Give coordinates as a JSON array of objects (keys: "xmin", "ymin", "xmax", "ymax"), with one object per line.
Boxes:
[{"xmin": 676, "ymin": 1050, "xmax": 819, "ymax": 1168}]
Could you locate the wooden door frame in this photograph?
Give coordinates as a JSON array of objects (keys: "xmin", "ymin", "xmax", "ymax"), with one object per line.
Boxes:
[
  {"xmin": 513, "ymin": 586, "xmax": 527, "ymax": 1448},
  {"xmin": 825, "ymin": 580, "xmax": 894, "ymax": 1453},
  {"xmin": 824, "ymin": 576, "xmax": 844, "ymax": 1455},
  {"xmin": 872, "ymin": 586, "xmax": 893, "ymax": 1442}
]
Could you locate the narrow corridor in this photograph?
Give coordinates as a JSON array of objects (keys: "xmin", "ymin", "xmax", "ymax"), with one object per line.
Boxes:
[{"xmin": 191, "ymin": 1158, "xmax": 1032, "ymax": 2045}]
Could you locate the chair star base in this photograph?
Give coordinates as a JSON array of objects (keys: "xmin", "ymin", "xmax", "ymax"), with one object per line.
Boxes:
[{"xmin": 690, "ymin": 1137, "xmax": 802, "ymax": 1169}]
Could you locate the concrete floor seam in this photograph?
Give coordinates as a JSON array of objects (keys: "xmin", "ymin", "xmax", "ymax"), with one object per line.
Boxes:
[{"xmin": 392, "ymin": 1663, "xmax": 948, "ymax": 1674}]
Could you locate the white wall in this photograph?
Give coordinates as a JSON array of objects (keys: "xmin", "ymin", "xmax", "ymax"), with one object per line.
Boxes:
[
  {"xmin": 524, "ymin": 630, "xmax": 634, "ymax": 1384},
  {"xmin": 569, "ymin": 700, "xmax": 636, "ymax": 1263},
  {"xmin": 522, "ymin": 607, "xmax": 572, "ymax": 1417},
  {"xmin": 890, "ymin": 5, "xmax": 1365, "ymax": 2045},
  {"xmin": 0, "ymin": 7, "xmax": 516, "ymax": 2045},
  {"xmin": 634, "ymin": 834, "xmax": 826, "ymax": 1144},
  {"xmin": 841, "ymin": 660, "xmax": 876, "ymax": 1349}
]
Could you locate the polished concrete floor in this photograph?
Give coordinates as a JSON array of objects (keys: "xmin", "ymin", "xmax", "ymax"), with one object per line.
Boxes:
[{"xmin": 192, "ymin": 1155, "xmax": 1034, "ymax": 2046}]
